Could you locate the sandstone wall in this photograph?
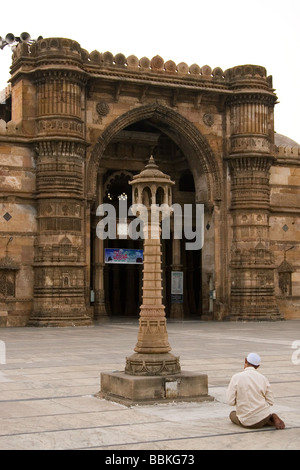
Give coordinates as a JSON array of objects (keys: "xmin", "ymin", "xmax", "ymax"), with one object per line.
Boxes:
[
  {"xmin": 270, "ymin": 145, "xmax": 300, "ymax": 318},
  {"xmin": 0, "ymin": 136, "xmax": 36, "ymax": 325}
]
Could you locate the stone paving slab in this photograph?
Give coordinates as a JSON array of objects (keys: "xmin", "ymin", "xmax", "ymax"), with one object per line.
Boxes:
[{"xmin": 0, "ymin": 320, "xmax": 299, "ymax": 450}]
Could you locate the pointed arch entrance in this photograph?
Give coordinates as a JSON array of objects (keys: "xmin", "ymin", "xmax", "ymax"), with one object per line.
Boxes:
[{"xmin": 87, "ymin": 104, "xmax": 221, "ymax": 320}]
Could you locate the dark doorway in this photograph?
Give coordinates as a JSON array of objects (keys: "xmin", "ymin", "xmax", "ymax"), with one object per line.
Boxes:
[
  {"xmin": 164, "ymin": 238, "xmax": 202, "ymax": 318},
  {"xmin": 104, "ymin": 239, "xmax": 143, "ymax": 317}
]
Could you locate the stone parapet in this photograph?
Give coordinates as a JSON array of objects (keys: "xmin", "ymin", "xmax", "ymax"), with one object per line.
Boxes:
[
  {"xmin": 275, "ymin": 145, "xmax": 300, "ymax": 165},
  {"xmin": 9, "ymin": 38, "xmax": 274, "ymax": 95}
]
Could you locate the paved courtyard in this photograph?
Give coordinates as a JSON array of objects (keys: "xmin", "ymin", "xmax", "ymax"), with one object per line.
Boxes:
[{"xmin": 0, "ymin": 319, "xmax": 299, "ymax": 450}]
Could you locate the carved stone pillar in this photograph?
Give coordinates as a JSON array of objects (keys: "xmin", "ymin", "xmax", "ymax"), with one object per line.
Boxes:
[
  {"xmin": 27, "ymin": 42, "xmax": 91, "ymax": 326},
  {"xmin": 226, "ymin": 66, "xmax": 281, "ymax": 319},
  {"xmin": 125, "ymin": 157, "xmax": 181, "ymax": 375},
  {"xmin": 100, "ymin": 158, "xmax": 210, "ymax": 405},
  {"xmin": 29, "ymin": 141, "xmax": 91, "ymax": 326}
]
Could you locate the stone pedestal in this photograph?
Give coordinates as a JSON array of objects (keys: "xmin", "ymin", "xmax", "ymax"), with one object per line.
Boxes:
[{"xmin": 99, "ymin": 370, "xmax": 212, "ymax": 406}]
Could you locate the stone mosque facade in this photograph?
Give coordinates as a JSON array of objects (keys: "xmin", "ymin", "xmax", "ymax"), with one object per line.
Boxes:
[{"xmin": 0, "ymin": 37, "xmax": 299, "ymax": 327}]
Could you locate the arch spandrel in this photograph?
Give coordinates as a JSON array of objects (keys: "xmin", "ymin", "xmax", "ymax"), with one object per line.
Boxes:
[{"xmin": 87, "ymin": 104, "xmax": 221, "ymax": 205}]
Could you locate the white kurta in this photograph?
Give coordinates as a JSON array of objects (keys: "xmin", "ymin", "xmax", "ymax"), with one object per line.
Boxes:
[{"xmin": 227, "ymin": 367, "xmax": 274, "ymax": 426}]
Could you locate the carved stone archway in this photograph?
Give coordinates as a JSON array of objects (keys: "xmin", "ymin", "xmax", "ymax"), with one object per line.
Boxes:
[
  {"xmin": 88, "ymin": 103, "xmax": 224, "ymax": 320},
  {"xmin": 87, "ymin": 103, "xmax": 221, "ymax": 205}
]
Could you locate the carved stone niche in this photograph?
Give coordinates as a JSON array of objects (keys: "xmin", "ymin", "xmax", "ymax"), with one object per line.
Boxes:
[
  {"xmin": 278, "ymin": 259, "xmax": 293, "ymax": 296},
  {"xmin": 0, "ymin": 256, "xmax": 20, "ymax": 298},
  {"xmin": 0, "ymin": 270, "xmax": 16, "ymax": 298}
]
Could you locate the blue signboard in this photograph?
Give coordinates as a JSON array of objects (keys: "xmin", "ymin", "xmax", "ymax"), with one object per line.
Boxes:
[{"xmin": 104, "ymin": 248, "xmax": 143, "ymax": 264}]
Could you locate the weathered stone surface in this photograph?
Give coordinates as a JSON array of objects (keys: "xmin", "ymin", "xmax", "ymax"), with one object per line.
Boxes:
[
  {"xmin": 0, "ymin": 37, "xmax": 299, "ymax": 326},
  {"xmin": 99, "ymin": 370, "xmax": 212, "ymax": 406}
]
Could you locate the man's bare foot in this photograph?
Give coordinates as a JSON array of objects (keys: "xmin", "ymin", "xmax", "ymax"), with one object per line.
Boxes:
[{"xmin": 270, "ymin": 413, "xmax": 285, "ymax": 429}]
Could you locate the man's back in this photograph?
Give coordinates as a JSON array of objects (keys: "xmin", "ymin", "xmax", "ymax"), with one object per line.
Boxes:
[{"xmin": 227, "ymin": 366, "xmax": 274, "ymax": 426}]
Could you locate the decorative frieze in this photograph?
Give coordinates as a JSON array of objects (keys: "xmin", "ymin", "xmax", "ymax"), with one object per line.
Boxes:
[
  {"xmin": 34, "ymin": 237, "xmax": 83, "ymax": 263},
  {"xmin": 34, "ymin": 266, "xmax": 85, "ymax": 291},
  {"xmin": 38, "ymin": 217, "xmax": 81, "ymax": 232},
  {"xmin": 38, "ymin": 201, "xmax": 82, "ymax": 217},
  {"xmin": 230, "ymin": 135, "xmax": 271, "ymax": 154},
  {"xmin": 37, "ymin": 117, "xmax": 84, "ymax": 136},
  {"xmin": 34, "ymin": 140, "xmax": 85, "ymax": 158},
  {"xmin": 125, "ymin": 352, "xmax": 181, "ymax": 376},
  {"xmin": 231, "ymin": 244, "xmax": 274, "ymax": 266}
]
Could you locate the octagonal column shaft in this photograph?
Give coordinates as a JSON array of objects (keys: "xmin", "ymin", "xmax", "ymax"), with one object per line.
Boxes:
[{"xmin": 134, "ymin": 217, "xmax": 170, "ymax": 354}]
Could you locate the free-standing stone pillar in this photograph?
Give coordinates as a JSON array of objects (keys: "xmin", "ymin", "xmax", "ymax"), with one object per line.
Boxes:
[
  {"xmin": 99, "ymin": 157, "xmax": 212, "ymax": 405},
  {"xmin": 125, "ymin": 156, "xmax": 180, "ymax": 375}
]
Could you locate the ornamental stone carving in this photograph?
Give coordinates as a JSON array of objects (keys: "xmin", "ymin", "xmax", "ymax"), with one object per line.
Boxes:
[
  {"xmin": 203, "ymin": 113, "xmax": 214, "ymax": 127},
  {"xmin": 96, "ymin": 101, "xmax": 109, "ymax": 117}
]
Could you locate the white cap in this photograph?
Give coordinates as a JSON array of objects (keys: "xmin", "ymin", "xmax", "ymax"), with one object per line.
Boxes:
[{"xmin": 247, "ymin": 352, "xmax": 261, "ymax": 366}]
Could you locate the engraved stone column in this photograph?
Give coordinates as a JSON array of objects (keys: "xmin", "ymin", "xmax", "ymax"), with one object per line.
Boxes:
[
  {"xmin": 100, "ymin": 158, "xmax": 210, "ymax": 405},
  {"xmin": 28, "ymin": 38, "xmax": 91, "ymax": 326},
  {"xmin": 125, "ymin": 157, "xmax": 181, "ymax": 375},
  {"xmin": 226, "ymin": 65, "xmax": 281, "ymax": 319},
  {"xmin": 29, "ymin": 141, "xmax": 91, "ymax": 326}
]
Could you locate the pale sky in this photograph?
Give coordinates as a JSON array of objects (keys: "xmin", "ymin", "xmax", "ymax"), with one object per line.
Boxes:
[{"xmin": 1, "ymin": 0, "xmax": 299, "ymax": 144}]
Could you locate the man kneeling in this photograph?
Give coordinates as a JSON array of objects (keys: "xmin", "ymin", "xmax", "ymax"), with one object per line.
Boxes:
[{"xmin": 227, "ymin": 353, "xmax": 285, "ymax": 430}]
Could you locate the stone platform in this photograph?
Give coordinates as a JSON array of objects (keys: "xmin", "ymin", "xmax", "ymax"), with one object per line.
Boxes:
[{"xmin": 99, "ymin": 370, "xmax": 213, "ymax": 406}]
